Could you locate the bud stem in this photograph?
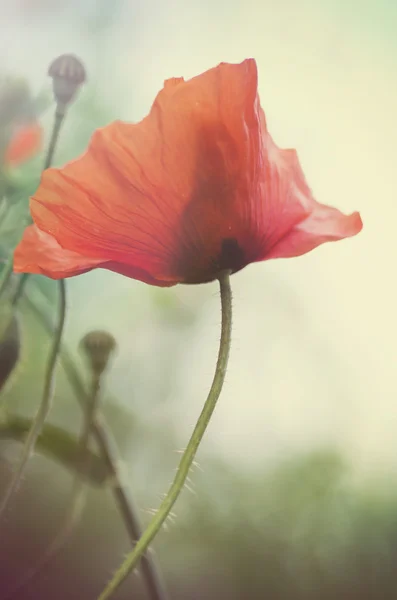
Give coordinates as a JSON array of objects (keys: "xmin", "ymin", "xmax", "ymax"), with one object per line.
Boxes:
[
  {"xmin": 0, "ymin": 279, "xmax": 66, "ymax": 519},
  {"xmin": 0, "ymin": 259, "xmax": 14, "ymax": 299},
  {"xmin": 43, "ymin": 106, "xmax": 65, "ymax": 170},
  {"xmin": 0, "ymin": 96, "xmax": 68, "ymax": 517},
  {"xmin": 0, "ymin": 101, "xmax": 65, "ymax": 301},
  {"xmin": 98, "ymin": 271, "xmax": 233, "ymax": 600},
  {"xmin": 10, "ymin": 272, "xmax": 29, "ymax": 306}
]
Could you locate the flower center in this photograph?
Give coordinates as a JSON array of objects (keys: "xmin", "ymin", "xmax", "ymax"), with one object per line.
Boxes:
[{"xmin": 218, "ymin": 238, "xmax": 245, "ymax": 272}]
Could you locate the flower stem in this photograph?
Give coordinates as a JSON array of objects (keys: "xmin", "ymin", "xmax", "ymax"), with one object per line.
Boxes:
[
  {"xmin": 43, "ymin": 107, "xmax": 65, "ymax": 170},
  {"xmin": 0, "ymin": 279, "xmax": 66, "ymax": 519},
  {"xmin": 22, "ymin": 292, "xmax": 169, "ymax": 600},
  {"xmin": 0, "ymin": 259, "xmax": 14, "ymax": 300},
  {"xmin": 0, "ymin": 95, "xmax": 69, "ymax": 516},
  {"xmin": 0, "ymin": 107, "xmax": 65, "ymax": 302},
  {"xmin": 98, "ymin": 270, "xmax": 233, "ymax": 600},
  {"xmin": 10, "ymin": 273, "xmax": 30, "ymax": 306}
]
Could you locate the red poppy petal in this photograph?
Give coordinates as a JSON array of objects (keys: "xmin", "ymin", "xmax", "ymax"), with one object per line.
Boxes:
[
  {"xmin": 263, "ymin": 205, "xmax": 363, "ymax": 260},
  {"xmin": 15, "ymin": 58, "xmax": 362, "ymax": 285},
  {"xmin": 13, "ymin": 225, "xmax": 109, "ymax": 278},
  {"xmin": 4, "ymin": 123, "xmax": 42, "ymax": 167},
  {"xmin": 13, "ymin": 225, "xmax": 176, "ymax": 286},
  {"xmin": 28, "ymin": 59, "xmax": 260, "ymax": 283},
  {"xmin": 254, "ymin": 142, "xmax": 313, "ymax": 249},
  {"xmin": 251, "ymin": 121, "xmax": 362, "ymax": 260}
]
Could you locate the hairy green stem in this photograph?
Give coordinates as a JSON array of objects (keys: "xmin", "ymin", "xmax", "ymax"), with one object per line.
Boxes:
[
  {"xmin": 0, "ymin": 280, "xmax": 66, "ymax": 518},
  {"xmin": 98, "ymin": 271, "xmax": 233, "ymax": 600},
  {"xmin": 22, "ymin": 292, "xmax": 169, "ymax": 600}
]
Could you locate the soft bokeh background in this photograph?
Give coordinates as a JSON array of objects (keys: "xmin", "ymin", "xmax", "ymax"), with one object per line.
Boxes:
[{"xmin": 0, "ymin": 0, "xmax": 396, "ymax": 598}]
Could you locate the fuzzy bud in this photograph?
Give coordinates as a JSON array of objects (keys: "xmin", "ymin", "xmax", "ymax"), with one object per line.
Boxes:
[
  {"xmin": 80, "ymin": 330, "xmax": 116, "ymax": 376},
  {"xmin": 48, "ymin": 54, "xmax": 86, "ymax": 109}
]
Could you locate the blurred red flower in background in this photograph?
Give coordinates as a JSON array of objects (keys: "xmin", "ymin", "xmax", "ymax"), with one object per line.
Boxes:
[
  {"xmin": 4, "ymin": 122, "xmax": 42, "ymax": 167},
  {"xmin": 14, "ymin": 59, "xmax": 362, "ymax": 286}
]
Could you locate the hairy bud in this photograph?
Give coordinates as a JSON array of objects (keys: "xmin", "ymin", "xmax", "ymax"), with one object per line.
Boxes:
[
  {"xmin": 48, "ymin": 54, "xmax": 86, "ymax": 108},
  {"xmin": 80, "ymin": 330, "xmax": 116, "ymax": 376}
]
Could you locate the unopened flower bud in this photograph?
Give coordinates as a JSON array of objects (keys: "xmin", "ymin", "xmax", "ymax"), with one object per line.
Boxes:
[
  {"xmin": 48, "ymin": 54, "xmax": 86, "ymax": 109},
  {"xmin": 80, "ymin": 330, "xmax": 116, "ymax": 376},
  {"xmin": 0, "ymin": 305, "xmax": 21, "ymax": 392}
]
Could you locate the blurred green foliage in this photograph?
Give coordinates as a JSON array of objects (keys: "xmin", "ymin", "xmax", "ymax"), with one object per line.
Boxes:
[{"xmin": 0, "ymin": 414, "xmax": 109, "ymax": 485}]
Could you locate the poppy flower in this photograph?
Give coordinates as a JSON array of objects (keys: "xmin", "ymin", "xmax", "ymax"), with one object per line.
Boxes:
[
  {"xmin": 4, "ymin": 122, "xmax": 42, "ymax": 167},
  {"xmin": 13, "ymin": 59, "xmax": 362, "ymax": 286}
]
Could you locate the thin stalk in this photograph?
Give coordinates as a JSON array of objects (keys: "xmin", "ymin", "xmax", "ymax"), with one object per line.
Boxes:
[
  {"xmin": 0, "ymin": 280, "xmax": 66, "ymax": 518},
  {"xmin": 0, "ymin": 100, "xmax": 67, "ymax": 516},
  {"xmin": 43, "ymin": 107, "xmax": 65, "ymax": 170},
  {"xmin": 0, "ymin": 106, "xmax": 65, "ymax": 301},
  {"xmin": 0, "ymin": 259, "xmax": 14, "ymax": 299},
  {"xmin": 10, "ymin": 273, "xmax": 29, "ymax": 306},
  {"xmin": 98, "ymin": 271, "xmax": 233, "ymax": 600}
]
